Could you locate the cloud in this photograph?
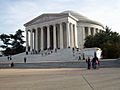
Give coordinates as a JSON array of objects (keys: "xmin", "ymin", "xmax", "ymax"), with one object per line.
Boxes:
[
  {"xmin": 0, "ymin": 0, "xmax": 42, "ymax": 34},
  {"xmin": 0, "ymin": 0, "xmax": 120, "ymax": 34},
  {"xmin": 73, "ymin": 0, "xmax": 120, "ymax": 33}
]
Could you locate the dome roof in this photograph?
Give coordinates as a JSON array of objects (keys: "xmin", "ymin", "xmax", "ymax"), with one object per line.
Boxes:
[
  {"xmin": 61, "ymin": 10, "xmax": 88, "ymax": 20},
  {"xmin": 61, "ymin": 10, "xmax": 104, "ymax": 28}
]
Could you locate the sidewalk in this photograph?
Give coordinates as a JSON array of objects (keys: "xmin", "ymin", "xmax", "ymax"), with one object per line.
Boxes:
[{"xmin": 0, "ymin": 59, "xmax": 120, "ymax": 68}]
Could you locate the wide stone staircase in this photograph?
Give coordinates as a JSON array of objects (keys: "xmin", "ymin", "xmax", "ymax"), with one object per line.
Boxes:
[
  {"xmin": 14, "ymin": 48, "xmax": 80, "ymax": 62},
  {"xmin": 0, "ymin": 48, "xmax": 84, "ymax": 68}
]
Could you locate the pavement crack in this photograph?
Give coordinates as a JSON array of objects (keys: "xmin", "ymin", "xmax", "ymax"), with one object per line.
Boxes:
[{"xmin": 82, "ymin": 74, "xmax": 94, "ymax": 90}]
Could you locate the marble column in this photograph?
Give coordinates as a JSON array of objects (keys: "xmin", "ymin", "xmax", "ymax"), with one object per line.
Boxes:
[
  {"xmin": 83, "ymin": 27, "xmax": 86, "ymax": 42},
  {"xmin": 81, "ymin": 26, "xmax": 85, "ymax": 49},
  {"xmin": 93, "ymin": 28, "xmax": 96, "ymax": 35},
  {"xmin": 26, "ymin": 29, "xmax": 29, "ymax": 52},
  {"xmin": 66, "ymin": 22, "xmax": 70, "ymax": 48},
  {"xmin": 70, "ymin": 23, "xmax": 74, "ymax": 47},
  {"xmin": 35, "ymin": 29, "xmax": 38, "ymax": 51},
  {"xmin": 60, "ymin": 23, "xmax": 63, "ymax": 49},
  {"xmin": 74, "ymin": 24, "xmax": 78, "ymax": 48},
  {"xmin": 53, "ymin": 24, "xmax": 56, "ymax": 49},
  {"xmin": 88, "ymin": 27, "xmax": 91, "ymax": 35},
  {"xmin": 41, "ymin": 27, "xmax": 43, "ymax": 50},
  {"xmin": 30, "ymin": 30, "xmax": 33, "ymax": 51},
  {"xmin": 47, "ymin": 26, "xmax": 50, "ymax": 49},
  {"xmin": 33, "ymin": 30, "xmax": 36, "ymax": 50}
]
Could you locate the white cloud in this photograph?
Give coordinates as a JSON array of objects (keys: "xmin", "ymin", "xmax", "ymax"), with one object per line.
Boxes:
[
  {"xmin": 0, "ymin": 0, "xmax": 120, "ymax": 34},
  {"xmin": 0, "ymin": 1, "xmax": 43, "ymax": 34}
]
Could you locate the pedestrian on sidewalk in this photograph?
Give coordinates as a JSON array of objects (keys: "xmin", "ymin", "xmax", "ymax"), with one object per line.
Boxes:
[
  {"xmin": 10, "ymin": 62, "xmax": 14, "ymax": 68},
  {"xmin": 92, "ymin": 55, "xmax": 98, "ymax": 69},
  {"xmin": 24, "ymin": 57, "xmax": 27, "ymax": 63},
  {"xmin": 96, "ymin": 59, "xmax": 100, "ymax": 69},
  {"xmin": 86, "ymin": 57, "xmax": 91, "ymax": 69}
]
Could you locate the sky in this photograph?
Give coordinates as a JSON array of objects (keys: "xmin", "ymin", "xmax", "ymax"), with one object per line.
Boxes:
[{"xmin": 0, "ymin": 0, "xmax": 120, "ymax": 35}]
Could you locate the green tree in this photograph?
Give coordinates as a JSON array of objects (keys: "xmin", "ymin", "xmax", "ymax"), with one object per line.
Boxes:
[
  {"xmin": 0, "ymin": 34, "xmax": 10, "ymax": 48},
  {"xmin": 84, "ymin": 26, "xmax": 120, "ymax": 58},
  {"xmin": 0, "ymin": 29, "xmax": 25, "ymax": 55},
  {"xmin": 10, "ymin": 29, "xmax": 25, "ymax": 50},
  {"xmin": 101, "ymin": 42, "xmax": 120, "ymax": 58}
]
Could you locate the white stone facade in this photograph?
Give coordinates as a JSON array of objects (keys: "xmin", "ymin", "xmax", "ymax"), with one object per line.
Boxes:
[{"xmin": 24, "ymin": 11, "xmax": 104, "ymax": 52}]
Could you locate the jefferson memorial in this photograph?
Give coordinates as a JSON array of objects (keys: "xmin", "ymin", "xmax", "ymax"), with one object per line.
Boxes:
[{"xmin": 24, "ymin": 11, "xmax": 104, "ymax": 52}]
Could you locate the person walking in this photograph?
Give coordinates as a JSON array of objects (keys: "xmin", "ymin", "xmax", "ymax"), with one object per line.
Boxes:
[
  {"xmin": 86, "ymin": 57, "xmax": 91, "ymax": 69},
  {"xmin": 92, "ymin": 55, "xmax": 98, "ymax": 69},
  {"xmin": 96, "ymin": 58, "xmax": 100, "ymax": 69},
  {"xmin": 24, "ymin": 57, "xmax": 27, "ymax": 63},
  {"xmin": 10, "ymin": 62, "xmax": 14, "ymax": 68}
]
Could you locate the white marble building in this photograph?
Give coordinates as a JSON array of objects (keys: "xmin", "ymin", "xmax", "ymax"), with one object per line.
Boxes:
[{"xmin": 24, "ymin": 11, "xmax": 104, "ymax": 52}]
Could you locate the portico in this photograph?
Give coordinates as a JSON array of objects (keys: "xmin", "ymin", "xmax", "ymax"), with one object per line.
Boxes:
[
  {"xmin": 26, "ymin": 21, "xmax": 78, "ymax": 52},
  {"xmin": 25, "ymin": 11, "xmax": 104, "ymax": 52}
]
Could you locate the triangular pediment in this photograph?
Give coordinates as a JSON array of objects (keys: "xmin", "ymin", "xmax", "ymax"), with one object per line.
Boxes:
[
  {"xmin": 24, "ymin": 10, "xmax": 104, "ymax": 27},
  {"xmin": 24, "ymin": 13, "xmax": 68, "ymax": 26}
]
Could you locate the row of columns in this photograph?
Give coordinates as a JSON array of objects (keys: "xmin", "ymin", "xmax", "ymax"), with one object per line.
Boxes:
[
  {"xmin": 84, "ymin": 27, "xmax": 103, "ymax": 37},
  {"xmin": 26, "ymin": 22, "xmax": 78, "ymax": 52}
]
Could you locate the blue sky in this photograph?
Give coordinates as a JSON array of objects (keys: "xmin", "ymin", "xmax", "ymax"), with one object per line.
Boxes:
[{"xmin": 0, "ymin": 0, "xmax": 120, "ymax": 35}]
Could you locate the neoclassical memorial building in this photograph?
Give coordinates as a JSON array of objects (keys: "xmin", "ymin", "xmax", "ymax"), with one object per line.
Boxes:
[{"xmin": 24, "ymin": 11, "xmax": 104, "ymax": 52}]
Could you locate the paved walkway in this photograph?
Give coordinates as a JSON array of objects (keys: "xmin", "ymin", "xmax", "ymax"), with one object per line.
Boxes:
[
  {"xmin": 0, "ymin": 59, "xmax": 120, "ymax": 68},
  {"xmin": 0, "ymin": 59, "xmax": 120, "ymax": 90},
  {"xmin": 0, "ymin": 68, "xmax": 120, "ymax": 90}
]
